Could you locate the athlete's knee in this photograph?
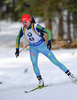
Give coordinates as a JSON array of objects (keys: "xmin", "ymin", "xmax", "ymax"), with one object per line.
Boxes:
[{"xmin": 31, "ymin": 59, "xmax": 36, "ymax": 65}]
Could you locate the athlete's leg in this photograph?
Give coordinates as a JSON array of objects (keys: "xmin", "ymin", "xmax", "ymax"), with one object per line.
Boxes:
[
  {"xmin": 39, "ymin": 42, "xmax": 68, "ymax": 72},
  {"xmin": 29, "ymin": 46, "xmax": 41, "ymax": 77},
  {"xmin": 35, "ymin": 42, "xmax": 77, "ymax": 82},
  {"xmin": 30, "ymin": 46, "xmax": 44, "ymax": 86}
]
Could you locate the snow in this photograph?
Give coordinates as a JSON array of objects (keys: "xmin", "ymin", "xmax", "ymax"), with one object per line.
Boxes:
[{"xmin": 0, "ymin": 20, "xmax": 77, "ymax": 100}]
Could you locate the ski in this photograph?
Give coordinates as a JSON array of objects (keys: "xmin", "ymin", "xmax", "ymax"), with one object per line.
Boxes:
[{"xmin": 24, "ymin": 84, "xmax": 52, "ymax": 93}]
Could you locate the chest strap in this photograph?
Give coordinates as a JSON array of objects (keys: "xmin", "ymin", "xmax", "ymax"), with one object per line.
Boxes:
[
  {"xmin": 22, "ymin": 23, "xmax": 39, "ymax": 36},
  {"xmin": 31, "ymin": 22, "xmax": 38, "ymax": 35}
]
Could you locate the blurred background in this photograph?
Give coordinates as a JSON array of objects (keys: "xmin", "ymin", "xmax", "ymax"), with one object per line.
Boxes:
[
  {"xmin": 0, "ymin": 0, "xmax": 77, "ymax": 49},
  {"xmin": 0, "ymin": 0, "xmax": 77, "ymax": 93}
]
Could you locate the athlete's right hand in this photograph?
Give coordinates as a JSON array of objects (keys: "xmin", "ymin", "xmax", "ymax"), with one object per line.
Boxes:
[{"xmin": 15, "ymin": 49, "xmax": 19, "ymax": 58}]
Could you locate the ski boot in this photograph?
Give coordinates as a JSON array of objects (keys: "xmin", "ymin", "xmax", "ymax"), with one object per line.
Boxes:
[
  {"xmin": 37, "ymin": 76, "xmax": 44, "ymax": 87},
  {"xmin": 65, "ymin": 70, "xmax": 77, "ymax": 82}
]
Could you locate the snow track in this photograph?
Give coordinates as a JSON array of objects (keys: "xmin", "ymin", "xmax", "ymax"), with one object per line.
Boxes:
[{"xmin": 0, "ymin": 20, "xmax": 77, "ymax": 100}]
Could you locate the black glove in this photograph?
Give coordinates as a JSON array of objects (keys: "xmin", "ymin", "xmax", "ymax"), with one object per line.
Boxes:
[
  {"xmin": 47, "ymin": 42, "xmax": 52, "ymax": 50},
  {"xmin": 15, "ymin": 49, "xmax": 19, "ymax": 58}
]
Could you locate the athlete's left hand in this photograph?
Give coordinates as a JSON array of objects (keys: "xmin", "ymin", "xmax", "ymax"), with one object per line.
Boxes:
[{"xmin": 47, "ymin": 42, "xmax": 52, "ymax": 50}]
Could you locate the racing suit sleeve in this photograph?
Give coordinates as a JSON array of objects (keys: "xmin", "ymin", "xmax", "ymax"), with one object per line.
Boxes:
[
  {"xmin": 16, "ymin": 27, "xmax": 24, "ymax": 50},
  {"xmin": 36, "ymin": 24, "xmax": 52, "ymax": 42}
]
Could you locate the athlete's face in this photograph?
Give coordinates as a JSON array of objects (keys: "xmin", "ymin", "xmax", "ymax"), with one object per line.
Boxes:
[{"xmin": 22, "ymin": 21, "xmax": 31, "ymax": 28}]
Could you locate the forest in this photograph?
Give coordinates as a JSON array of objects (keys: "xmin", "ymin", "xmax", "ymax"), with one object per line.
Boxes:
[{"xmin": 0, "ymin": 0, "xmax": 77, "ymax": 48}]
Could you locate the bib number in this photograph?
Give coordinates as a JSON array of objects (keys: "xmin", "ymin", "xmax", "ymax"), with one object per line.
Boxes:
[{"xmin": 27, "ymin": 32, "xmax": 34, "ymax": 41}]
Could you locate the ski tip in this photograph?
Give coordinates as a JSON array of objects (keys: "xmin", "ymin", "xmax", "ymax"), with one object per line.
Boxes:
[
  {"xmin": 24, "ymin": 91, "xmax": 28, "ymax": 93},
  {"xmin": 0, "ymin": 82, "xmax": 2, "ymax": 84}
]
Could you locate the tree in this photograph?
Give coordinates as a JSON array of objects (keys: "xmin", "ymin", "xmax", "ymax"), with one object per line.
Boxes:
[
  {"xmin": 65, "ymin": 0, "xmax": 77, "ymax": 45},
  {"xmin": 57, "ymin": 1, "xmax": 64, "ymax": 41},
  {"xmin": 0, "ymin": 1, "xmax": 6, "ymax": 19}
]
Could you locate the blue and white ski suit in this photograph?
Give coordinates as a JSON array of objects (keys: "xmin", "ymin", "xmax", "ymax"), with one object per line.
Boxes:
[{"xmin": 16, "ymin": 22, "xmax": 68, "ymax": 77}]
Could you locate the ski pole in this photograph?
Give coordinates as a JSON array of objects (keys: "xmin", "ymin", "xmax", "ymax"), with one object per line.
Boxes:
[
  {"xmin": 19, "ymin": 44, "xmax": 29, "ymax": 53},
  {"xmin": 52, "ymin": 40, "xmax": 70, "ymax": 47},
  {"xmin": 19, "ymin": 40, "xmax": 70, "ymax": 53}
]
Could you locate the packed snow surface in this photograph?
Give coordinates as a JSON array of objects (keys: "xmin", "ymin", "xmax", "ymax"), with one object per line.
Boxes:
[
  {"xmin": 0, "ymin": 48, "xmax": 77, "ymax": 100},
  {"xmin": 0, "ymin": 20, "xmax": 77, "ymax": 100}
]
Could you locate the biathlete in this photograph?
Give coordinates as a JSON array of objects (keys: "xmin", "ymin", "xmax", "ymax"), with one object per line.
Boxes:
[{"xmin": 15, "ymin": 14, "xmax": 77, "ymax": 86}]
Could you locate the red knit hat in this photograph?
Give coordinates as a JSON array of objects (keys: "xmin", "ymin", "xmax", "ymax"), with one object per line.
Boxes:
[{"xmin": 22, "ymin": 14, "xmax": 31, "ymax": 22}]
